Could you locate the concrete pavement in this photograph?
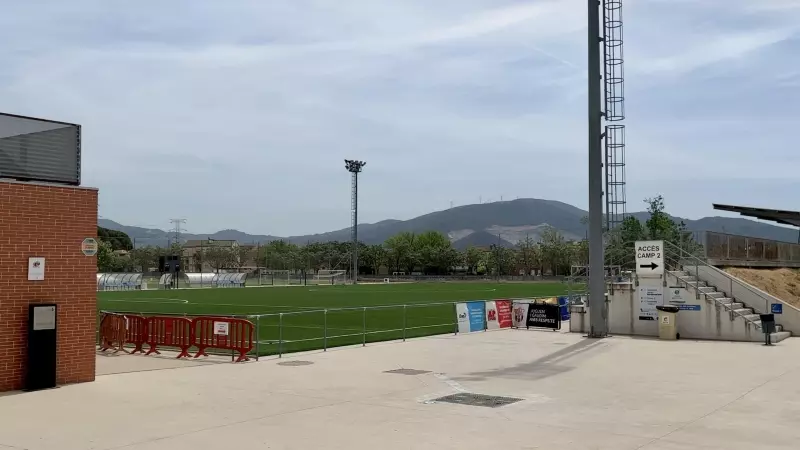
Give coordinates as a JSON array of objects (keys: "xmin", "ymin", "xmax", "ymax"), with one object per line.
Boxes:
[{"xmin": 1, "ymin": 329, "xmax": 799, "ymax": 449}]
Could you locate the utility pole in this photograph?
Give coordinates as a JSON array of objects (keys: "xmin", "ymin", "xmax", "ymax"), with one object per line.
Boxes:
[{"xmin": 345, "ymin": 159, "xmax": 366, "ymax": 285}]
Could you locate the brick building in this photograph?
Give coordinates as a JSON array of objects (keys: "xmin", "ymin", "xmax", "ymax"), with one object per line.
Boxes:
[
  {"xmin": 0, "ymin": 181, "xmax": 98, "ymax": 391},
  {"xmin": 0, "ymin": 112, "xmax": 96, "ymax": 392}
]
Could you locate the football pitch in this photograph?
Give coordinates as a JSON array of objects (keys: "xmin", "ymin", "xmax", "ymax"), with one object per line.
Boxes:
[{"xmin": 98, "ymin": 282, "xmax": 573, "ymax": 356}]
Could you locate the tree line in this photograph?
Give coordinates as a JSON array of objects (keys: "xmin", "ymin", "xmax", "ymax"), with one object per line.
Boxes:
[{"xmin": 96, "ymin": 195, "xmax": 701, "ymax": 275}]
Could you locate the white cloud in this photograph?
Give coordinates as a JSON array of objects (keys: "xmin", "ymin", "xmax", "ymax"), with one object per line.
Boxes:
[{"xmin": 0, "ymin": 0, "xmax": 797, "ymax": 234}]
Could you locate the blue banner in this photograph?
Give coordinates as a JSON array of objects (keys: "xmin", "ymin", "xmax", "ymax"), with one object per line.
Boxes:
[{"xmin": 466, "ymin": 301, "xmax": 486, "ymax": 332}]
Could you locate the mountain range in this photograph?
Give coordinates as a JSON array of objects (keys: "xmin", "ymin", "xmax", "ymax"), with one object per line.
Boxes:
[{"xmin": 98, "ymin": 198, "xmax": 799, "ymax": 248}]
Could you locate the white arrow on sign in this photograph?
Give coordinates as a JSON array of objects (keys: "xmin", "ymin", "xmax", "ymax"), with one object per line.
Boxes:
[{"xmin": 635, "ymin": 240, "xmax": 664, "ymax": 276}]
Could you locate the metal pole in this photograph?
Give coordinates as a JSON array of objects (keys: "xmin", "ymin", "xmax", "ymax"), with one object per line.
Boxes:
[
  {"xmin": 453, "ymin": 303, "xmax": 458, "ymax": 335},
  {"xmin": 695, "ymin": 260, "xmax": 700, "ymax": 300},
  {"xmin": 588, "ymin": 0, "xmax": 606, "ymax": 338},
  {"xmin": 352, "ymin": 171, "xmax": 359, "ymax": 285},
  {"xmin": 255, "ymin": 315, "xmax": 260, "ymax": 361},
  {"xmin": 362, "ymin": 307, "xmax": 366, "ymax": 346},
  {"xmin": 324, "ymin": 309, "xmax": 328, "ymax": 351},
  {"xmin": 402, "ymin": 305, "xmax": 407, "ymax": 342},
  {"xmin": 278, "ymin": 313, "xmax": 283, "ymax": 358}
]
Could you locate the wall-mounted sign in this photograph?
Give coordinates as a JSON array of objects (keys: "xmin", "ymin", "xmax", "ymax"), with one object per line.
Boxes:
[
  {"xmin": 668, "ymin": 287, "xmax": 701, "ymax": 311},
  {"xmin": 635, "ymin": 240, "xmax": 664, "ymax": 276},
  {"xmin": 28, "ymin": 257, "xmax": 45, "ymax": 281},
  {"xmin": 81, "ymin": 237, "xmax": 98, "ymax": 256},
  {"xmin": 638, "ymin": 286, "xmax": 663, "ymax": 320}
]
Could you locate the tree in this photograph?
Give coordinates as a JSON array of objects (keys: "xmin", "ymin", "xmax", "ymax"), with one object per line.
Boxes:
[
  {"xmin": 97, "ymin": 227, "xmax": 133, "ymax": 251},
  {"xmin": 605, "ymin": 215, "xmax": 646, "ymax": 266},
  {"xmin": 230, "ymin": 245, "xmax": 253, "ymax": 271},
  {"xmin": 204, "ymin": 246, "xmax": 235, "ymax": 273},
  {"xmin": 539, "ymin": 226, "xmax": 570, "ymax": 275},
  {"xmin": 516, "ymin": 235, "xmax": 539, "ymax": 277},
  {"xmin": 384, "ymin": 232, "xmax": 417, "ymax": 273},
  {"xmin": 361, "ymin": 244, "xmax": 388, "ymax": 275},
  {"xmin": 488, "ymin": 245, "xmax": 516, "ymax": 276},
  {"xmin": 97, "ymin": 240, "xmax": 132, "ymax": 272},
  {"xmin": 463, "ymin": 246, "xmax": 483, "ymax": 275},
  {"xmin": 416, "ymin": 231, "xmax": 456, "ymax": 274},
  {"xmin": 130, "ymin": 246, "xmax": 159, "ymax": 272},
  {"xmin": 644, "ymin": 195, "xmax": 702, "ymax": 255}
]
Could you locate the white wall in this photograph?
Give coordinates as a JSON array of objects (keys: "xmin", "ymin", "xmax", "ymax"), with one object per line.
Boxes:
[
  {"xmin": 569, "ymin": 278, "xmax": 767, "ymax": 342},
  {"xmin": 693, "ymin": 265, "xmax": 800, "ymax": 335}
]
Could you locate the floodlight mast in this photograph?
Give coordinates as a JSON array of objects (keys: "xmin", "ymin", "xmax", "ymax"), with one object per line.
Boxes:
[
  {"xmin": 587, "ymin": 0, "xmax": 608, "ymax": 337},
  {"xmin": 345, "ymin": 159, "xmax": 366, "ymax": 285}
]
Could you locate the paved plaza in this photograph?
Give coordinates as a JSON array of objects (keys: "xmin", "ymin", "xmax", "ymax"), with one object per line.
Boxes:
[{"xmin": 1, "ymin": 330, "xmax": 799, "ymax": 449}]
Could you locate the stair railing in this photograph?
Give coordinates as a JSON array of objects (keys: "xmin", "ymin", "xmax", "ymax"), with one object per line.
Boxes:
[
  {"xmin": 661, "ymin": 249, "xmax": 761, "ymax": 327},
  {"xmin": 663, "ymin": 240, "xmax": 771, "ymax": 316}
]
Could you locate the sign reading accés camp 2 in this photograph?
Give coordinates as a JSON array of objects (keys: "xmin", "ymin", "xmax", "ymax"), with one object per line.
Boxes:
[{"xmin": 635, "ymin": 240, "xmax": 664, "ymax": 276}]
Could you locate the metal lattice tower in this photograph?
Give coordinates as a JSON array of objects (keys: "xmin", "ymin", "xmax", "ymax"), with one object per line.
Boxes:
[
  {"xmin": 344, "ymin": 159, "xmax": 365, "ymax": 284},
  {"xmin": 603, "ymin": 0, "xmax": 627, "ymax": 231},
  {"xmin": 169, "ymin": 218, "xmax": 186, "ymax": 245}
]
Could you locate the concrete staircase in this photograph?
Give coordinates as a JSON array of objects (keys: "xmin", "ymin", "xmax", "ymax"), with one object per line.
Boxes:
[{"xmin": 668, "ymin": 270, "xmax": 791, "ymax": 343}]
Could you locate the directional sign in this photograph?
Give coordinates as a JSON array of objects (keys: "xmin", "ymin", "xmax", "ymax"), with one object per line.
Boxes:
[{"xmin": 635, "ymin": 240, "xmax": 664, "ymax": 276}]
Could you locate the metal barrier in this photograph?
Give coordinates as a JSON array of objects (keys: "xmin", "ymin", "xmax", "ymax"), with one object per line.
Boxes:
[
  {"xmin": 146, "ymin": 316, "xmax": 193, "ymax": 358},
  {"xmin": 124, "ymin": 315, "xmax": 148, "ymax": 354},
  {"xmin": 99, "ymin": 296, "xmax": 564, "ymax": 360},
  {"xmin": 98, "ymin": 313, "xmax": 127, "ymax": 353},
  {"xmin": 193, "ymin": 317, "xmax": 255, "ymax": 362}
]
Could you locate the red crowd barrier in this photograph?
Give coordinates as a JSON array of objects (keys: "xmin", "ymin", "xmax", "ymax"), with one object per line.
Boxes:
[
  {"xmin": 145, "ymin": 316, "xmax": 193, "ymax": 359},
  {"xmin": 124, "ymin": 315, "xmax": 148, "ymax": 354},
  {"xmin": 98, "ymin": 313, "xmax": 127, "ymax": 353},
  {"xmin": 192, "ymin": 317, "xmax": 255, "ymax": 362}
]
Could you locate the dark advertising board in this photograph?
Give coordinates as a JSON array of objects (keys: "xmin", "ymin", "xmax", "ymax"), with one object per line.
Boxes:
[{"xmin": 526, "ymin": 303, "xmax": 561, "ymax": 330}]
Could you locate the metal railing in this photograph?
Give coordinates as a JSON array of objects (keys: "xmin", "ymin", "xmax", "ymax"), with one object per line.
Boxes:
[
  {"xmin": 98, "ymin": 295, "xmax": 573, "ymax": 360},
  {"xmin": 97, "ymin": 302, "xmax": 460, "ymax": 360},
  {"xmin": 663, "ymin": 240, "xmax": 769, "ymax": 326},
  {"xmin": 701, "ymin": 231, "xmax": 800, "ymax": 266},
  {"xmin": 248, "ymin": 302, "xmax": 460, "ymax": 358}
]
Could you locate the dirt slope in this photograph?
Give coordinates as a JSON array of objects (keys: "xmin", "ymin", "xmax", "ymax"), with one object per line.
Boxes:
[{"xmin": 724, "ymin": 268, "xmax": 800, "ymax": 308}]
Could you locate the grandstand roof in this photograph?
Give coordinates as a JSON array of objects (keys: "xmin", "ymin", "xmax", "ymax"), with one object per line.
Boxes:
[{"xmin": 713, "ymin": 204, "xmax": 800, "ymax": 228}]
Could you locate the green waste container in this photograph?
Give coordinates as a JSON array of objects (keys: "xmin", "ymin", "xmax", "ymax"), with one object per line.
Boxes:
[{"xmin": 656, "ymin": 305, "xmax": 680, "ymax": 340}]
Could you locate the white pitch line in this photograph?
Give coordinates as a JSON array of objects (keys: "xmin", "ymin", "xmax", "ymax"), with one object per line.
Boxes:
[{"xmin": 105, "ymin": 298, "xmax": 190, "ymax": 304}]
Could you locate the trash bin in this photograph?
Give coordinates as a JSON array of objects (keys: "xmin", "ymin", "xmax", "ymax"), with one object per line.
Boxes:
[
  {"xmin": 760, "ymin": 313, "xmax": 776, "ymax": 346},
  {"xmin": 656, "ymin": 305, "xmax": 680, "ymax": 340}
]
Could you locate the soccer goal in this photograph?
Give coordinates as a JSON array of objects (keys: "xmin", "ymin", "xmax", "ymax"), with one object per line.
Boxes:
[
  {"xmin": 259, "ymin": 269, "xmax": 305, "ymax": 286},
  {"xmin": 309, "ymin": 270, "xmax": 348, "ymax": 286}
]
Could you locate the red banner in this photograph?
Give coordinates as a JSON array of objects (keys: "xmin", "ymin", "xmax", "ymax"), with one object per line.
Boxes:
[{"xmin": 495, "ymin": 300, "xmax": 512, "ymax": 329}]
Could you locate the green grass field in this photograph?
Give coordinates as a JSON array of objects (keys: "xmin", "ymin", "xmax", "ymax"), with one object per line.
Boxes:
[{"xmin": 98, "ymin": 282, "xmax": 572, "ymax": 356}]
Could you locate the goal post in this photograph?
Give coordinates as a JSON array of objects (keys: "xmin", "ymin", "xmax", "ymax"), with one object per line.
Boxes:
[{"xmin": 309, "ymin": 270, "xmax": 347, "ymax": 286}]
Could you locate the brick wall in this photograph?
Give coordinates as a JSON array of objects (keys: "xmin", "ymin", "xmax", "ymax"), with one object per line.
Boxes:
[{"xmin": 0, "ymin": 180, "xmax": 98, "ymax": 391}]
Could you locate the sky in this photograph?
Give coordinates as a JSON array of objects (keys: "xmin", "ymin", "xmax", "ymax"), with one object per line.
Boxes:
[{"xmin": 1, "ymin": 0, "xmax": 798, "ymax": 236}]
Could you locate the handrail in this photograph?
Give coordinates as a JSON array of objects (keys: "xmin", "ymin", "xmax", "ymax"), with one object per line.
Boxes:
[
  {"xmin": 663, "ymin": 240, "xmax": 771, "ymax": 315},
  {"xmin": 663, "ymin": 259, "xmax": 762, "ymax": 329}
]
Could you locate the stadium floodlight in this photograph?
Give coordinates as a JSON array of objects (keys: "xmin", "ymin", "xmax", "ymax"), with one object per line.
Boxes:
[
  {"xmin": 345, "ymin": 159, "xmax": 366, "ymax": 173},
  {"xmin": 345, "ymin": 159, "xmax": 366, "ymax": 284}
]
